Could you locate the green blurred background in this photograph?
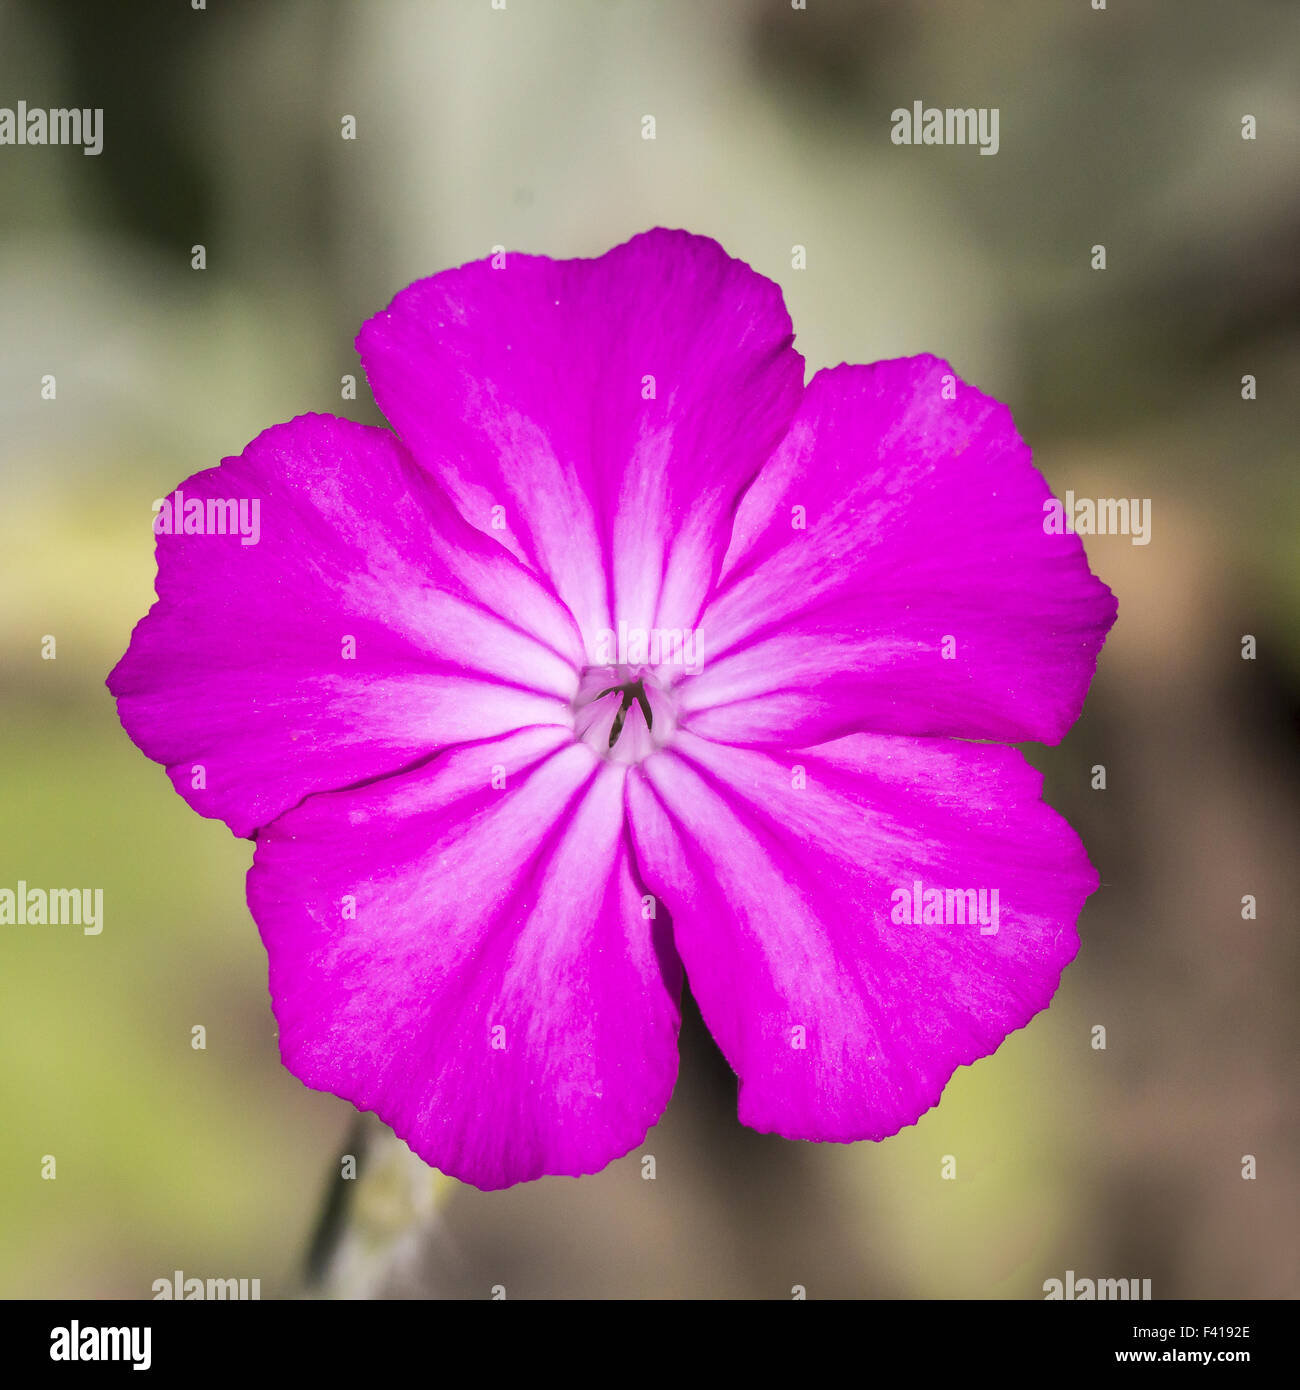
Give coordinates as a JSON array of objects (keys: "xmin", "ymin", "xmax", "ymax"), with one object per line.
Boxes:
[{"xmin": 1, "ymin": 0, "xmax": 1297, "ymax": 1298}]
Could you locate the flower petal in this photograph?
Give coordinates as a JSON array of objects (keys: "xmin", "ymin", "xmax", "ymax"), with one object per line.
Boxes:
[
  {"xmin": 248, "ymin": 725, "xmax": 681, "ymax": 1191},
  {"xmin": 356, "ymin": 228, "xmax": 805, "ymax": 651},
  {"xmin": 108, "ymin": 413, "xmax": 582, "ymax": 837},
  {"xmin": 678, "ymin": 358, "xmax": 1117, "ymax": 746},
  {"xmin": 626, "ymin": 730, "xmax": 1096, "ymax": 1141}
]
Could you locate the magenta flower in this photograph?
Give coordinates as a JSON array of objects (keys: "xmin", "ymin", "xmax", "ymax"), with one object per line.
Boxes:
[{"xmin": 108, "ymin": 229, "xmax": 1116, "ymax": 1190}]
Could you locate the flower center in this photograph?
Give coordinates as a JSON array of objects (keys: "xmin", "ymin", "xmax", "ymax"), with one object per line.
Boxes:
[{"xmin": 573, "ymin": 665, "xmax": 677, "ymax": 764}]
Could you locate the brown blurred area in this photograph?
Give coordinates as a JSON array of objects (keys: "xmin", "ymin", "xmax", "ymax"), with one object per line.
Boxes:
[{"xmin": 1, "ymin": 0, "xmax": 1296, "ymax": 1298}]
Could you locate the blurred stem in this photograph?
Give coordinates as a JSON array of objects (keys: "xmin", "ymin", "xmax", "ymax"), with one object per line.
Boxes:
[
  {"xmin": 302, "ymin": 1112, "xmax": 369, "ymax": 1292},
  {"xmin": 299, "ymin": 1112, "xmax": 456, "ymax": 1298}
]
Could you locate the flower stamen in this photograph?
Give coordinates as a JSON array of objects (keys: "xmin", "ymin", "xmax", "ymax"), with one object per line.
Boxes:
[
  {"xmin": 574, "ymin": 665, "xmax": 675, "ymax": 763},
  {"xmin": 597, "ymin": 678, "xmax": 654, "ymax": 748}
]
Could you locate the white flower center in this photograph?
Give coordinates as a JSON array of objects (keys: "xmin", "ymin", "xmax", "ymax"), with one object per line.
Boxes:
[{"xmin": 573, "ymin": 665, "xmax": 677, "ymax": 764}]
